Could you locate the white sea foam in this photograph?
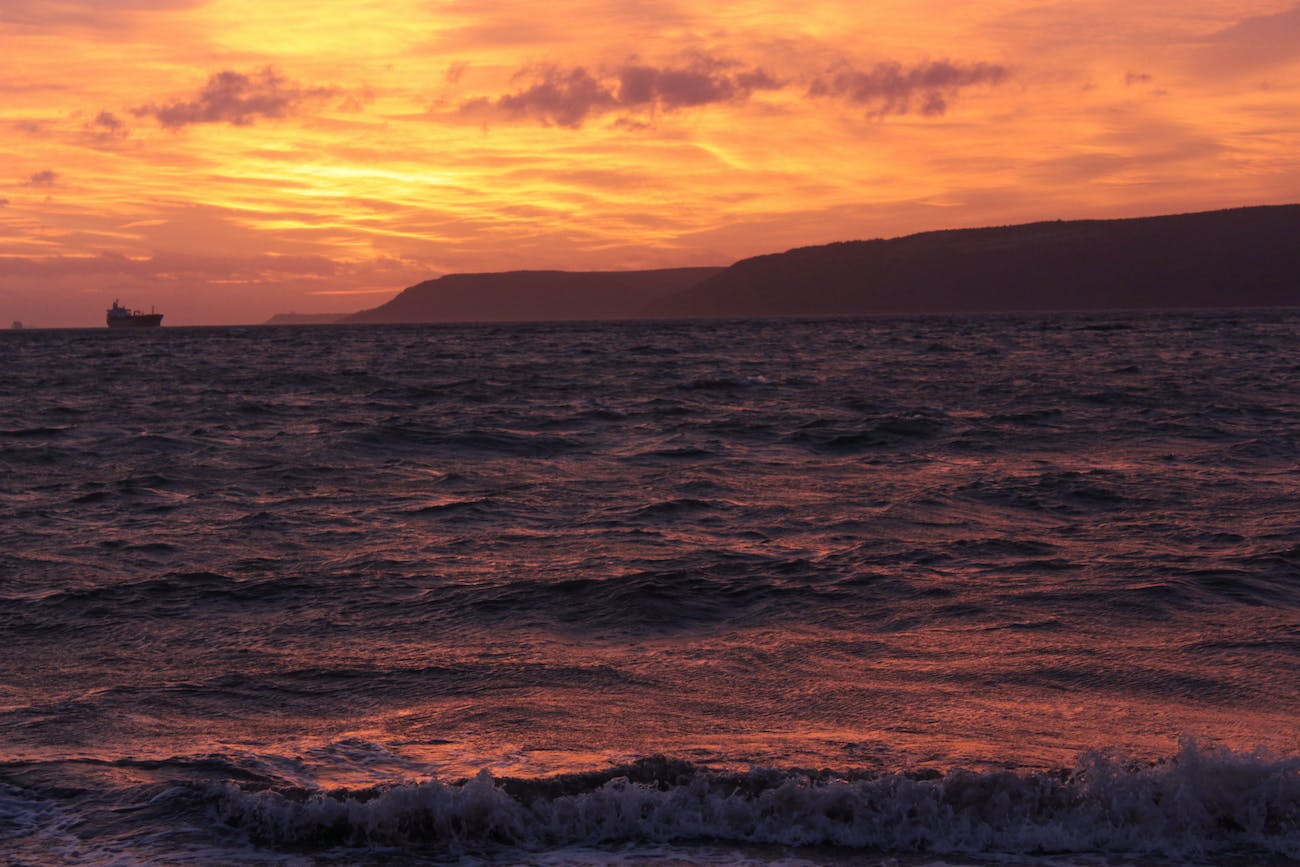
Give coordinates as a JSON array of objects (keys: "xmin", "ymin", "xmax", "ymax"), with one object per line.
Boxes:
[
  {"xmin": 0, "ymin": 783, "xmax": 52, "ymax": 842},
  {"xmin": 0, "ymin": 782, "xmax": 90, "ymax": 863},
  {"xmin": 209, "ymin": 741, "xmax": 1300, "ymax": 859}
]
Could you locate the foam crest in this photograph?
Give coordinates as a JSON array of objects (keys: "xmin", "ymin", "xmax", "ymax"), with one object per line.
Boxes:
[
  {"xmin": 0, "ymin": 783, "xmax": 82, "ymax": 861},
  {"xmin": 210, "ymin": 742, "xmax": 1300, "ymax": 858}
]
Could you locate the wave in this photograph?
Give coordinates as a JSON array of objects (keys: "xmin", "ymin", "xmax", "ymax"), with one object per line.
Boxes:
[
  {"xmin": 0, "ymin": 572, "xmax": 312, "ymax": 626},
  {"xmin": 683, "ymin": 375, "xmax": 772, "ymax": 390},
  {"xmin": 207, "ymin": 742, "xmax": 1300, "ymax": 859},
  {"xmin": 403, "ymin": 496, "xmax": 496, "ymax": 517},
  {"xmin": 349, "ymin": 424, "xmax": 583, "ymax": 457},
  {"xmin": 0, "ymin": 425, "xmax": 71, "ymax": 438},
  {"xmin": 449, "ymin": 562, "xmax": 809, "ymax": 634},
  {"xmin": 787, "ymin": 411, "xmax": 950, "ymax": 453}
]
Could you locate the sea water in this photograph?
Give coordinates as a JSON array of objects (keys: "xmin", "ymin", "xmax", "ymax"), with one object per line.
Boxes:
[{"xmin": 1, "ymin": 311, "xmax": 1297, "ymax": 864}]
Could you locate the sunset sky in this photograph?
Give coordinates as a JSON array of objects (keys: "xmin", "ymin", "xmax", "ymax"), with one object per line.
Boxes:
[{"xmin": 3, "ymin": 1, "xmax": 1299, "ymax": 326}]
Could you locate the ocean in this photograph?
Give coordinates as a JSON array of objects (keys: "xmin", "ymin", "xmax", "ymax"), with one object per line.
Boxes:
[{"xmin": 1, "ymin": 311, "xmax": 1297, "ymax": 865}]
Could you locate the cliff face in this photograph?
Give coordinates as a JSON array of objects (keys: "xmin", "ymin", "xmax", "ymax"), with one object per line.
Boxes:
[
  {"xmin": 343, "ymin": 267, "xmax": 725, "ymax": 324},
  {"xmin": 647, "ymin": 205, "xmax": 1300, "ymax": 318}
]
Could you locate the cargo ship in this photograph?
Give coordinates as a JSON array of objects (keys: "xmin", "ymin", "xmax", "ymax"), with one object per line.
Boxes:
[{"xmin": 106, "ymin": 300, "xmax": 163, "ymax": 328}]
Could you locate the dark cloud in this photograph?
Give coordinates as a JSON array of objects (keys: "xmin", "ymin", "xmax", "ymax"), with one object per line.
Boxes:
[
  {"xmin": 494, "ymin": 66, "xmax": 619, "ymax": 127},
  {"xmin": 808, "ymin": 59, "xmax": 1009, "ymax": 117},
  {"xmin": 92, "ymin": 110, "xmax": 126, "ymax": 132},
  {"xmin": 26, "ymin": 170, "xmax": 58, "ymax": 187},
  {"xmin": 0, "ymin": 198, "xmax": 9, "ymax": 208},
  {"xmin": 1124, "ymin": 72, "xmax": 1152, "ymax": 86},
  {"xmin": 616, "ymin": 57, "xmax": 781, "ymax": 109},
  {"xmin": 133, "ymin": 67, "xmax": 337, "ymax": 128},
  {"xmin": 461, "ymin": 54, "xmax": 1007, "ymax": 127},
  {"xmin": 81, "ymin": 110, "xmax": 130, "ymax": 144},
  {"xmin": 463, "ymin": 57, "xmax": 781, "ymax": 127}
]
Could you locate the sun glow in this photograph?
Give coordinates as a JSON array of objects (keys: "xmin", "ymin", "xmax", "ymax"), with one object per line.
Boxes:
[{"xmin": 2, "ymin": 0, "xmax": 1298, "ymax": 324}]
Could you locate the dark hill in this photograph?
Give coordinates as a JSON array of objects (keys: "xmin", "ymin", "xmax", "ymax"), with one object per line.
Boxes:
[
  {"xmin": 647, "ymin": 205, "xmax": 1300, "ymax": 318},
  {"xmin": 343, "ymin": 267, "xmax": 724, "ymax": 324},
  {"xmin": 263, "ymin": 312, "xmax": 348, "ymax": 325}
]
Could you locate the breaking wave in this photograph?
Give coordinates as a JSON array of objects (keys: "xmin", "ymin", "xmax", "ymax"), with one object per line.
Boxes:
[{"xmin": 210, "ymin": 743, "xmax": 1300, "ymax": 860}]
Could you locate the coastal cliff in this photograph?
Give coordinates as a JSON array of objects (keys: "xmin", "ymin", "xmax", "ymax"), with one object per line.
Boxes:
[
  {"xmin": 343, "ymin": 267, "xmax": 724, "ymax": 324},
  {"xmin": 647, "ymin": 205, "xmax": 1300, "ymax": 317}
]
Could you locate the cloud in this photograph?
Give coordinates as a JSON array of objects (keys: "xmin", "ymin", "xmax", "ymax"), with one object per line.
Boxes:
[
  {"xmin": 0, "ymin": 250, "xmax": 344, "ymax": 280},
  {"xmin": 92, "ymin": 110, "xmax": 126, "ymax": 132},
  {"xmin": 617, "ymin": 57, "xmax": 781, "ymax": 110},
  {"xmin": 133, "ymin": 67, "xmax": 337, "ymax": 128},
  {"xmin": 491, "ymin": 66, "xmax": 618, "ymax": 128},
  {"xmin": 0, "ymin": 0, "xmax": 204, "ymax": 30},
  {"xmin": 1124, "ymin": 72, "xmax": 1152, "ymax": 86},
  {"xmin": 81, "ymin": 110, "xmax": 131, "ymax": 144},
  {"xmin": 1198, "ymin": 4, "xmax": 1300, "ymax": 73},
  {"xmin": 26, "ymin": 170, "xmax": 58, "ymax": 187},
  {"xmin": 0, "ymin": 198, "xmax": 9, "ymax": 208},
  {"xmin": 1028, "ymin": 114, "xmax": 1224, "ymax": 186},
  {"xmin": 808, "ymin": 59, "xmax": 1010, "ymax": 117},
  {"xmin": 462, "ymin": 56, "xmax": 781, "ymax": 127},
  {"xmin": 10, "ymin": 120, "xmax": 48, "ymax": 136},
  {"xmin": 444, "ymin": 62, "xmax": 470, "ymax": 85}
]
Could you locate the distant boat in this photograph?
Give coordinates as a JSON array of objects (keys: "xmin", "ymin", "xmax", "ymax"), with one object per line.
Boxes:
[
  {"xmin": 106, "ymin": 300, "xmax": 163, "ymax": 328},
  {"xmin": 10, "ymin": 321, "xmax": 22, "ymax": 330}
]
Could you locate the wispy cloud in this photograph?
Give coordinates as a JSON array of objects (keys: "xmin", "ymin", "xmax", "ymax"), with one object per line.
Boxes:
[
  {"xmin": 0, "ymin": 250, "xmax": 344, "ymax": 279},
  {"xmin": 0, "ymin": 0, "xmax": 203, "ymax": 30},
  {"xmin": 132, "ymin": 67, "xmax": 338, "ymax": 128},
  {"xmin": 25, "ymin": 169, "xmax": 59, "ymax": 187},
  {"xmin": 808, "ymin": 60, "xmax": 1010, "ymax": 117},
  {"xmin": 309, "ymin": 287, "xmax": 401, "ymax": 296},
  {"xmin": 1198, "ymin": 3, "xmax": 1300, "ymax": 73}
]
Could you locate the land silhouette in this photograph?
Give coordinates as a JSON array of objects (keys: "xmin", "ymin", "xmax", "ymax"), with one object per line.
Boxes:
[
  {"xmin": 275, "ymin": 205, "xmax": 1298, "ymax": 325},
  {"xmin": 263, "ymin": 312, "xmax": 350, "ymax": 325},
  {"xmin": 343, "ymin": 268, "xmax": 723, "ymax": 324},
  {"xmin": 651, "ymin": 204, "xmax": 1300, "ymax": 318}
]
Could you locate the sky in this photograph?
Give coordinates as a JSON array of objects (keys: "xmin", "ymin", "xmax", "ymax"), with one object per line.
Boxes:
[{"xmin": 3, "ymin": 1, "xmax": 1299, "ymax": 326}]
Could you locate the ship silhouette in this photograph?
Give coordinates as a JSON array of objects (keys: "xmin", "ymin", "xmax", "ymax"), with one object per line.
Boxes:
[{"xmin": 106, "ymin": 299, "xmax": 163, "ymax": 328}]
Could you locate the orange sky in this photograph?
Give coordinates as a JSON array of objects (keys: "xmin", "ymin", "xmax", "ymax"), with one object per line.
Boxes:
[{"xmin": 3, "ymin": 1, "xmax": 1299, "ymax": 325}]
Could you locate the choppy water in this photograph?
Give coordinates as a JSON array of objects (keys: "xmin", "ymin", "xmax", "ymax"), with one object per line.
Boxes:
[{"xmin": 1, "ymin": 311, "xmax": 1298, "ymax": 865}]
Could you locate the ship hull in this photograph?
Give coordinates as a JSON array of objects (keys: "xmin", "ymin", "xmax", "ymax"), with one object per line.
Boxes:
[{"xmin": 107, "ymin": 314, "xmax": 163, "ymax": 328}]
